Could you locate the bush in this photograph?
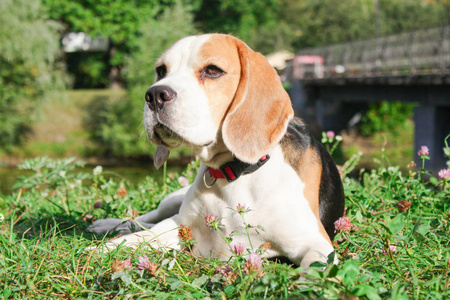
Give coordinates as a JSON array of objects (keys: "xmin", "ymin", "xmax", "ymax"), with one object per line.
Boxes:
[
  {"xmin": 82, "ymin": 91, "xmax": 153, "ymax": 157},
  {"xmin": 0, "ymin": 0, "xmax": 66, "ymax": 149},
  {"xmin": 66, "ymin": 52, "xmax": 109, "ymax": 89},
  {"xmin": 360, "ymin": 102, "xmax": 414, "ymax": 136}
]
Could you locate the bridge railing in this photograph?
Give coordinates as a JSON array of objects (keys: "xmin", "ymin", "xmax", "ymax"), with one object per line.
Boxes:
[{"xmin": 290, "ymin": 24, "xmax": 450, "ymax": 80}]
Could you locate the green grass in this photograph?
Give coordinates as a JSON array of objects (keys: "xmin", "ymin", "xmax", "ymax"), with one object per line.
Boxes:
[
  {"xmin": 0, "ymin": 148, "xmax": 449, "ymax": 299},
  {"xmin": 0, "ymin": 89, "xmax": 124, "ymax": 160}
]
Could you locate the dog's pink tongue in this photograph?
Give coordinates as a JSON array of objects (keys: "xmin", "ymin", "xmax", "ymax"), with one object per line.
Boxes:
[{"xmin": 154, "ymin": 145, "xmax": 170, "ymax": 169}]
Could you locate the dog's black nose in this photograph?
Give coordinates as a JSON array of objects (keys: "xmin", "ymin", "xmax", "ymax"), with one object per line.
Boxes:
[{"xmin": 145, "ymin": 86, "xmax": 176, "ymax": 111}]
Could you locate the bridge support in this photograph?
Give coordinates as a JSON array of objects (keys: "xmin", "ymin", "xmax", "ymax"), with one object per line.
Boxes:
[{"xmin": 414, "ymin": 105, "xmax": 450, "ymax": 173}]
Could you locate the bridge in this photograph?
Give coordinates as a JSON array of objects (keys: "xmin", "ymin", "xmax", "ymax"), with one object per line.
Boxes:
[{"xmin": 285, "ymin": 24, "xmax": 450, "ymax": 172}]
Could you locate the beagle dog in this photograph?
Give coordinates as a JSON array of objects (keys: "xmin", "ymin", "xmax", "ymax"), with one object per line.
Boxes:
[{"xmin": 88, "ymin": 34, "xmax": 345, "ymax": 269}]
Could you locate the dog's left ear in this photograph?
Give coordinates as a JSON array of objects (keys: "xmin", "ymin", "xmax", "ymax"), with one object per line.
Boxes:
[{"xmin": 222, "ymin": 38, "xmax": 294, "ymax": 163}]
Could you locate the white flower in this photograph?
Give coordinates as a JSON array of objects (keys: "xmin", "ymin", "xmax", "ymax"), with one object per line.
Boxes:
[
  {"xmin": 93, "ymin": 166, "xmax": 103, "ymax": 176},
  {"xmin": 0, "ymin": 213, "xmax": 4, "ymax": 223},
  {"xmin": 59, "ymin": 171, "xmax": 66, "ymax": 178}
]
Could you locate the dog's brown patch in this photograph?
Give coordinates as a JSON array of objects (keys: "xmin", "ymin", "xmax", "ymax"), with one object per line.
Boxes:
[{"xmin": 196, "ymin": 35, "xmax": 242, "ymax": 128}]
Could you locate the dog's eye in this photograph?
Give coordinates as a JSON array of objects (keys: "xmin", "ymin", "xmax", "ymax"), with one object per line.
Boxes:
[
  {"xmin": 201, "ymin": 65, "xmax": 225, "ymax": 79},
  {"xmin": 156, "ymin": 65, "xmax": 167, "ymax": 80}
]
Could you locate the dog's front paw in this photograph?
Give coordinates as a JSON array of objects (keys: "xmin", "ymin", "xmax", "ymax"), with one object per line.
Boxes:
[{"xmin": 87, "ymin": 218, "xmax": 134, "ymax": 235}]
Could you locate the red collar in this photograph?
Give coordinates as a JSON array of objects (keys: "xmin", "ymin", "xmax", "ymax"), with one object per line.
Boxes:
[{"xmin": 207, "ymin": 155, "xmax": 270, "ymax": 182}]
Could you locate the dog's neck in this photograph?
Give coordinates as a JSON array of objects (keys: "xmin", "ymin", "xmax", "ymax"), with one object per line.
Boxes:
[
  {"xmin": 195, "ymin": 134, "xmax": 234, "ymax": 169},
  {"xmin": 194, "ymin": 131, "xmax": 270, "ymax": 171}
]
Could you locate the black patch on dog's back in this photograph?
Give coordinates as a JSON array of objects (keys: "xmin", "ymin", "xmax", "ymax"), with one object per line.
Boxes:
[{"xmin": 316, "ymin": 139, "xmax": 345, "ymax": 240}]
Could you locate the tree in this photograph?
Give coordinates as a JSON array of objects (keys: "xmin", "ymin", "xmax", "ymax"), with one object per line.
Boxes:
[
  {"xmin": 379, "ymin": 0, "xmax": 450, "ymax": 35},
  {"xmin": 194, "ymin": 0, "xmax": 288, "ymax": 54},
  {"xmin": 42, "ymin": 0, "xmax": 161, "ymax": 88},
  {"xmin": 279, "ymin": 0, "xmax": 450, "ymax": 49},
  {"xmin": 0, "ymin": 0, "xmax": 65, "ymax": 148},
  {"xmin": 279, "ymin": 0, "xmax": 376, "ymax": 49}
]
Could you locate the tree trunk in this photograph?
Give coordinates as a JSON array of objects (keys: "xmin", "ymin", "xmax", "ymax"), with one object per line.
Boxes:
[{"xmin": 108, "ymin": 43, "xmax": 123, "ymax": 90}]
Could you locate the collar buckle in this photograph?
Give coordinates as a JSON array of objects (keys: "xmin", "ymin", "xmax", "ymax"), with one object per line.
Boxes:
[{"xmin": 219, "ymin": 163, "xmax": 239, "ymax": 182}]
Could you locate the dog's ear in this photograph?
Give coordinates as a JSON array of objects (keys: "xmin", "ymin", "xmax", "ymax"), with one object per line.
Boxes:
[{"xmin": 222, "ymin": 39, "xmax": 294, "ymax": 163}]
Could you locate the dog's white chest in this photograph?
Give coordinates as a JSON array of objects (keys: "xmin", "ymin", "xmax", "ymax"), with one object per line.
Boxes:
[{"xmin": 178, "ymin": 147, "xmax": 324, "ymax": 260}]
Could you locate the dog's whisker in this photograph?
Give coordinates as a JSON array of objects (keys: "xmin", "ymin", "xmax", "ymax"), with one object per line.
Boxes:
[{"xmin": 138, "ymin": 130, "xmax": 146, "ymax": 140}]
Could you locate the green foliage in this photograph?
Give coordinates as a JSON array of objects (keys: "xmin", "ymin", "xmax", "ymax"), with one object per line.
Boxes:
[
  {"xmin": 360, "ymin": 102, "xmax": 414, "ymax": 136},
  {"xmin": 42, "ymin": 0, "xmax": 190, "ymax": 87},
  {"xmin": 285, "ymin": 0, "xmax": 376, "ymax": 48},
  {"xmin": 445, "ymin": 134, "xmax": 450, "ymax": 168},
  {"xmin": 0, "ymin": 142, "xmax": 449, "ymax": 298},
  {"xmin": 42, "ymin": 0, "xmax": 159, "ymax": 65},
  {"xmin": 379, "ymin": 0, "xmax": 450, "ymax": 34},
  {"xmin": 194, "ymin": 0, "xmax": 295, "ymax": 54},
  {"xmin": 283, "ymin": 0, "xmax": 450, "ymax": 49},
  {"xmin": 66, "ymin": 52, "xmax": 110, "ymax": 88},
  {"xmin": 321, "ymin": 131, "xmax": 343, "ymax": 156},
  {"xmin": 0, "ymin": 0, "xmax": 66, "ymax": 148},
  {"xmin": 340, "ymin": 151, "xmax": 363, "ymax": 178},
  {"xmin": 124, "ymin": 0, "xmax": 198, "ymax": 89},
  {"xmin": 82, "ymin": 92, "xmax": 151, "ymax": 157}
]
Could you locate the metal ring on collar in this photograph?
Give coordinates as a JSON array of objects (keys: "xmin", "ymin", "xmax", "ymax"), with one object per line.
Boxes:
[{"xmin": 203, "ymin": 169, "xmax": 217, "ymax": 188}]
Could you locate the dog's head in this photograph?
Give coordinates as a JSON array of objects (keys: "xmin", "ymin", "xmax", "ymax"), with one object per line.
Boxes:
[{"xmin": 144, "ymin": 34, "xmax": 293, "ymax": 168}]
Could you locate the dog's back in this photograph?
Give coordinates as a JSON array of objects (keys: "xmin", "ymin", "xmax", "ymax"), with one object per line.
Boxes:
[{"xmin": 280, "ymin": 119, "xmax": 345, "ymax": 240}]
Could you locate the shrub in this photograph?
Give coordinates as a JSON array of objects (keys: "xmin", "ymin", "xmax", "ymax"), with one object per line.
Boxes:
[
  {"xmin": 82, "ymin": 93, "xmax": 151, "ymax": 157},
  {"xmin": 360, "ymin": 102, "xmax": 414, "ymax": 136},
  {"xmin": 66, "ymin": 52, "xmax": 110, "ymax": 89},
  {"xmin": 0, "ymin": 0, "xmax": 66, "ymax": 149}
]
